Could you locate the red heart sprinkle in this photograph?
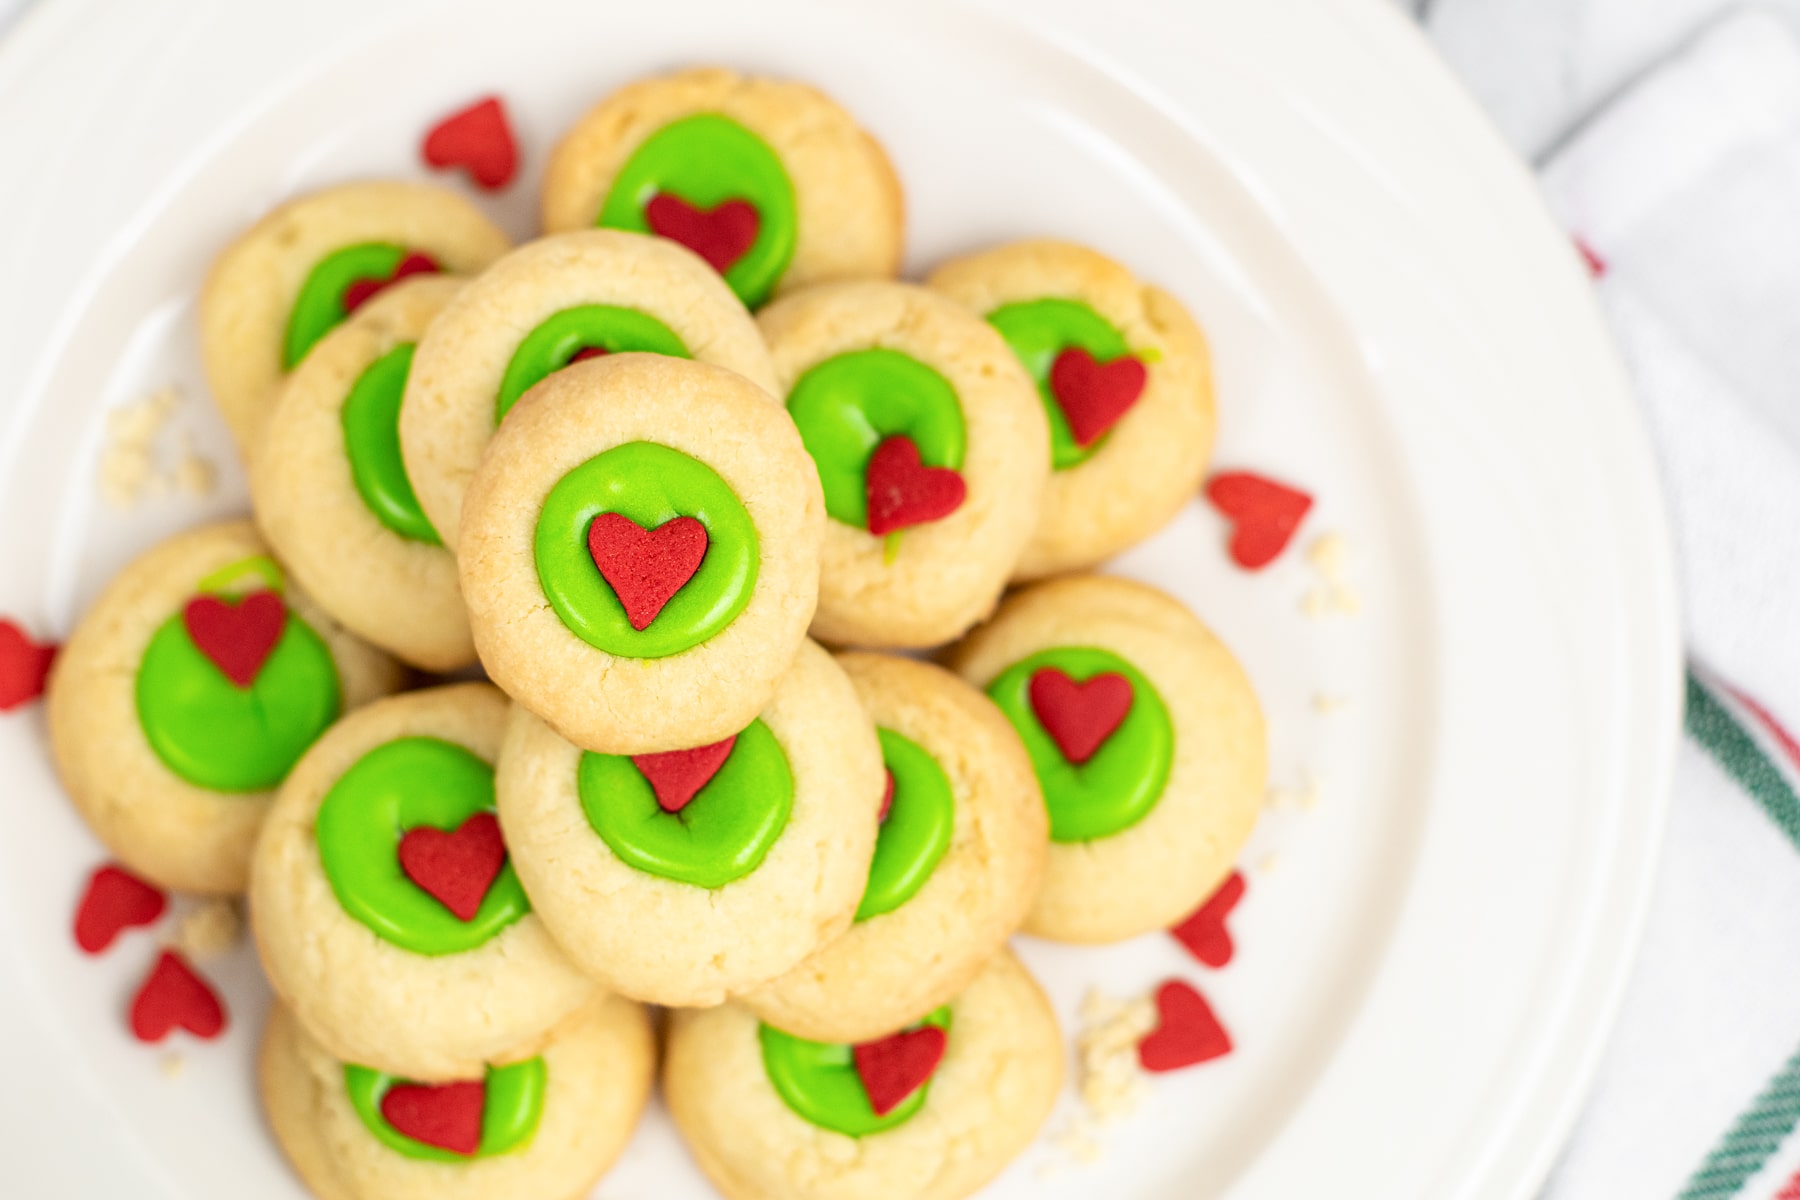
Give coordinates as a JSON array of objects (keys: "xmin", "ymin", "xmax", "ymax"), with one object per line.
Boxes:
[
  {"xmin": 74, "ymin": 864, "xmax": 166, "ymax": 955},
  {"xmin": 644, "ymin": 194, "xmax": 761, "ymax": 274},
  {"xmin": 1048, "ymin": 347, "xmax": 1147, "ymax": 448},
  {"xmin": 1028, "ymin": 668, "xmax": 1132, "ymax": 765},
  {"xmin": 129, "ymin": 950, "xmax": 226, "ymax": 1043},
  {"xmin": 183, "ymin": 591, "xmax": 285, "ymax": 688},
  {"xmin": 864, "ymin": 435, "xmax": 966, "ymax": 536},
  {"xmin": 1170, "ymin": 870, "xmax": 1246, "ymax": 969},
  {"xmin": 631, "ymin": 735, "xmax": 738, "ymax": 813},
  {"xmin": 1204, "ymin": 471, "xmax": 1313, "ymax": 570},
  {"xmin": 586, "ymin": 513, "xmax": 709, "ymax": 632},
  {"xmin": 0, "ymin": 618, "xmax": 56, "ymax": 711},
  {"xmin": 853, "ymin": 1024, "xmax": 947, "ymax": 1117},
  {"xmin": 422, "ymin": 95, "xmax": 518, "ymax": 191},
  {"xmin": 381, "ymin": 1079, "xmax": 486, "ymax": 1156},
  {"xmin": 569, "ymin": 346, "xmax": 610, "ymax": 364},
  {"xmin": 343, "ymin": 251, "xmax": 440, "ymax": 314},
  {"xmin": 1138, "ymin": 980, "xmax": 1231, "ymax": 1072},
  {"xmin": 397, "ymin": 812, "xmax": 508, "ymax": 923},
  {"xmin": 878, "ymin": 769, "xmax": 895, "ymax": 823}
]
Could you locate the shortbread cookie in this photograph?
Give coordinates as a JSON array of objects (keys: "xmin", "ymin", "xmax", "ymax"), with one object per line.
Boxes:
[
  {"xmin": 251, "ymin": 684, "xmax": 595, "ymax": 1080},
  {"xmin": 742, "ymin": 653, "xmax": 1045, "ymax": 1043},
  {"xmin": 201, "ymin": 181, "xmax": 510, "ymax": 456},
  {"xmin": 251, "ymin": 277, "xmax": 474, "ymax": 671},
  {"xmin": 758, "ymin": 281, "xmax": 1048, "ymax": 647},
  {"xmin": 666, "ymin": 950, "xmax": 1061, "ymax": 1200},
  {"xmin": 398, "ymin": 229, "xmax": 779, "ymax": 548},
  {"xmin": 458, "ymin": 353, "xmax": 822, "ymax": 754},
  {"xmin": 949, "ymin": 575, "xmax": 1264, "ymax": 942},
  {"xmin": 48, "ymin": 521, "xmax": 402, "ymax": 895},
  {"xmin": 496, "ymin": 640, "xmax": 882, "ymax": 1007},
  {"xmin": 542, "ymin": 67, "xmax": 903, "ymax": 309},
  {"xmin": 261, "ymin": 994, "xmax": 653, "ymax": 1200},
  {"xmin": 927, "ymin": 239, "xmax": 1215, "ymax": 579}
]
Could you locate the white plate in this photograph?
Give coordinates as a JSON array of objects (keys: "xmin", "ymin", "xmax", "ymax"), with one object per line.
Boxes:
[{"xmin": 0, "ymin": 0, "xmax": 1681, "ymax": 1196}]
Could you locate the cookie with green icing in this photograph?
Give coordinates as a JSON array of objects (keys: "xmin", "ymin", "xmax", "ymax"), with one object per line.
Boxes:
[
  {"xmin": 200, "ymin": 180, "xmax": 510, "ymax": 456},
  {"xmin": 951, "ymin": 574, "xmax": 1266, "ymax": 944},
  {"xmin": 47, "ymin": 521, "xmax": 402, "ymax": 895},
  {"xmin": 249, "ymin": 684, "xmax": 594, "ymax": 1080},
  {"xmin": 743, "ymin": 652, "xmax": 1046, "ymax": 1044},
  {"xmin": 928, "ymin": 238, "xmax": 1217, "ymax": 580},
  {"xmin": 457, "ymin": 352, "xmax": 822, "ymax": 757},
  {"xmin": 496, "ymin": 641, "xmax": 883, "ymax": 1008},
  {"xmin": 543, "ymin": 66, "xmax": 904, "ymax": 309},
  {"xmin": 260, "ymin": 994, "xmax": 654, "ymax": 1200}
]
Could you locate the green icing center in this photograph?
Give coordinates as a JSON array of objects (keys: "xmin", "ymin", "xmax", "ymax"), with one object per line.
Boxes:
[
  {"xmin": 760, "ymin": 1007, "xmax": 952, "ymax": 1137},
  {"xmin": 344, "ymin": 1058, "xmax": 545, "ymax": 1162},
  {"xmin": 134, "ymin": 560, "xmax": 341, "ymax": 793},
  {"xmin": 597, "ymin": 113, "xmax": 798, "ymax": 309},
  {"xmin": 534, "ymin": 441, "xmax": 758, "ymax": 659},
  {"xmin": 987, "ymin": 647, "xmax": 1174, "ymax": 843},
  {"xmin": 577, "ymin": 719, "xmax": 793, "ymax": 889},
  {"xmin": 987, "ymin": 298, "xmax": 1137, "ymax": 470},
  {"xmin": 785, "ymin": 348, "xmax": 966, "ymax": 530},
  {"xmin": 856, "ymin": 729, "xmax": 954, "ymax": 922},
  {"xmin": 284, "ymin": 243, "xmax": 411, "ymax": 370},
  {"xmin": 341, "ymin": 342, "xmax": 440, "ymax": 545},
  {"xmin": 494, "ymin": 305, "xmax": 690, "ymax": 424},
  {"xmin": 315, "ymin": 737, "xmax": 528, "ymax": 956}
]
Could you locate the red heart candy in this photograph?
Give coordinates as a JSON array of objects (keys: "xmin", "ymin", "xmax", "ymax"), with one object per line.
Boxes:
[
  {"xmin": 854, "ymin": 1024, "xmax": 947, "ymax": 1117},
  {"xmin": 1204, "ymin": 471, "xmax": 1313, "ymax": 570},
  {"xmin": 183, "ymin": 591, "xmax": 285, "ymax": 688},
  {"xmin": 1170, "ymin": 870, "xmax": 1246, "ymax": 969},
  {"xmin": 397, "ymin": 812, "xmax": 507, "ymax": 923},
  {"xmin": 586, "ymin": 513, "xmax": 709, "ymax": 632},
  {"xmin": 130, "ymin": 950, "xmax": 226, "ymax": 1043},
  {"xmin": 864, "ymin": 435, "xmax": 966, "ymax": 536},
  {"xmin": 631, "ymin": 735, "xmax": 737, "ymax": 813},
  {"xmin": 1137, "ymin": 980, "xmax": 1231, "ymax": 1072},
  {"xmin": 422, "ymin": 95, "xmax": 518, "ymax": 191},
  {"xmin": 343, "ymin": 251, "xmax": 440, "ymax": 314},
  {"xmin": 569, "ymin": 345, "xmax": 610, "ymax": 364},
  {"xmin": 1048, "ymin": 347, "xmax": 1147, "ymax": 448},
  {"xmin": 878, "ymin": 768, "xmax": 895, "ymax": 823},
  {"xmin": 381, "ymin": 1079, "xmax": 485, "ymax": 1156},
  {"xmin": 0, "ymin": 618, "xmax": 56, "ymax": 711},
  {"xmin": 644, "ymin": 194, "xmax": 761, "ymax": 274},
  {"xmin": 74, "ymin": 864, "xmax": 166, "ymax": 955},
  {"xmin": 1028, "ymin": 668, "xmax": 1132, "ymax": 765}
]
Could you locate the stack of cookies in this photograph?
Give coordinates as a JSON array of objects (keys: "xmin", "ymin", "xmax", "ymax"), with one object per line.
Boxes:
[{"xmin": 46, "ymin": 66, "xmax": 1266, "ymax": 1200}]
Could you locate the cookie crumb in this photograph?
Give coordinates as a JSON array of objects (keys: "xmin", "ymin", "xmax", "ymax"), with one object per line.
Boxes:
[
  {"xmin": 1312, "ymin": 692, "xmax": 1350, "ymax": 715},
  {"xmin": 1049, "ymin": 987, "xmax": 1160, "ymax": 1168},
  {"xmin": 1297, "ymin": 769, "xmax": 1323, "ymax": 812},
  {"xmin": 98, "ymin": 386, "xmax": 217, "ymax": 508},
  {"xmin": 1300, "ymin": 532, "xmax": 1362, "ymax": 616},
  {"xmin": 160, "ymin": 1053, "xmax": 186, "ymax": 1080},
  {"xmin": 170, "ymin": 899, "xmax": 242, "ymax": 961},
  {"xmin": 1257, "ymin": 851, "xmax": 1281, "ymax": 875}
]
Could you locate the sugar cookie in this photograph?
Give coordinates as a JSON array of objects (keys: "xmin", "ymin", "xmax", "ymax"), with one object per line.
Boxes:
[
  {"xmin": 758, "ymin": 281, "xmax": 1048, "ymax": 647},
  {"xmin": 48, "ymin": 520, "xmax": 402, "ymax": 894},
  {"xmin": 928, "ymin": 239, "xmax": 1215, "ymax": 578},
  {"xmin": 950, "ymin": 575, "xmax": 1265, "ymax": 942},
  {"xmin": 542, "ymin": 67, "xmax": 903, "ymax": 309},
  {"xmin": 742, "ymin": 652, "xmax": 1046, "ymax": 1042}
]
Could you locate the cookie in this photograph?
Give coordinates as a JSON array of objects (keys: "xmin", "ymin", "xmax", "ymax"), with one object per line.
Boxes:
[
  {"xmin": 495, "ymin": 639, "xmax": 882, "ymax": 1008},
  {"xmin": 665, "ymin": 949, "xmax": 1061, "ymax": 1200},
  {"xmin": 927, "ymin": 239, "xmax": 1216, "ymax": 578},
  {"xmin": 541, "ymin": 67, "xmax": 903, "ymax": 309},
  {"xmin": 261, "ymin": 994, "xmax": 653, "ymax": 1200},
  {"xmin": 458, "ymin": 353, "xmax": 823, "ymax": 754},
  {"xmin": 250, "ymin": 277, "xmax": 473, "ymax": 672},
  {"xmin": 397, "ymin": 229, "xmax": 780, "ymax": 549},
  {"xmin": 758, "ymin": 281, "xmax": 1049, "ymax": 647},
  {"xmin": 48, "ymin": 521, "xmax": 403, "ymax": 895},
  {"xmin": 741, "ymin": 652, "xmax": 1046, "ymax": 1043},
  {"xmin": 250, "ymin": 683, "xmax": 595, "ymax": 1080},
  {"xmin": 200, "ymin": 181, "xmax": 510, "ymax": 457},
  {"xmin": 949, "ymin": 575, "xmax": 1265, "ymax": 942}
]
